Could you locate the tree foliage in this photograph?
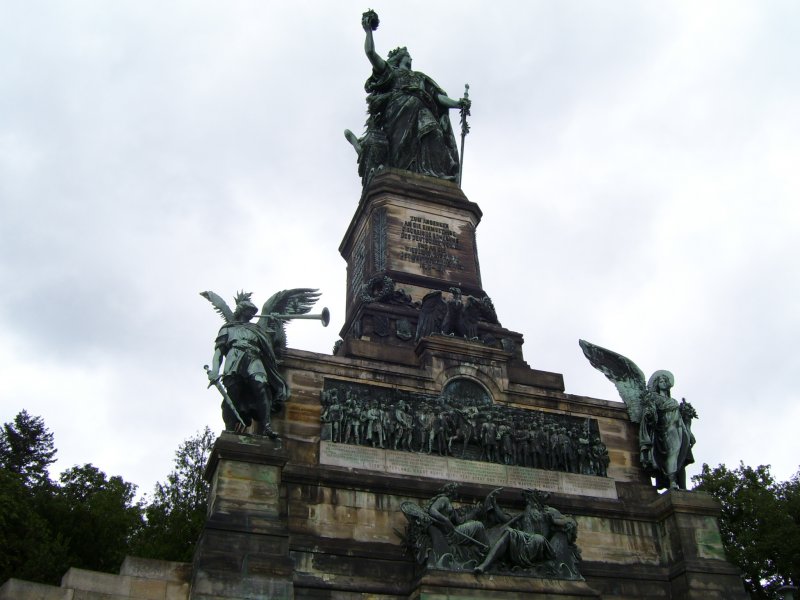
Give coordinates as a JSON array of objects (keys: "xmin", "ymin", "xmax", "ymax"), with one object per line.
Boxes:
[
  {"xmin": 0, "ymin": 412, "xmax": 214, "ymax": 586},
  {"xmin": 52, "ymin": 464, "xmax": 144, "ymax": 573},
  {"xmin": 693, "ymin": 462, "xmax": 800, "ymax": 599},
  {"xmin": 0, "ymin": 410, "xmax": 56, "ymax": 488},
  {"xmin": 131, "ymin": 427, "xmax": 214, "ymax": 561}
]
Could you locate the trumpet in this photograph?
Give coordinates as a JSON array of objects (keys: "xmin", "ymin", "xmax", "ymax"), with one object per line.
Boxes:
[{"xmin": 257, "ymin": 307, "xmax": 330, "ymax": 327}]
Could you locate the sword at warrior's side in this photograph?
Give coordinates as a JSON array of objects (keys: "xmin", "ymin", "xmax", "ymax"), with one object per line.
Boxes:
[
  {"xmin": 457, "ymin": 83, "xmax": 470, "ymax": 187},
  {"xmin": 204, "ymin": 364, "xmax": 247, "ymax": 429}
]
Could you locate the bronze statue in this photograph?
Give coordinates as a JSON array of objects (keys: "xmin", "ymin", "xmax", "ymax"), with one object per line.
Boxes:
[
  {"xmin": 474, "ymin": 489, "xmax": 581, "ymax": 577},
  {"xmin": 345, "ymin": 10, "xmax": 470, "ymax": 185},
  {"xmin": 201, "ymin": 289, "xmax": 326, "ymax": 438},
  {"xmin": 415, "ymin": 288, "xmax": 499, "ymax": 341},
  {"xmin": 579, "ymin": 339, "xmax": 698, "ymax": 490},
  {"xmin": 400, "ymin": 486, "xmax": 582, "ymax": 579}
]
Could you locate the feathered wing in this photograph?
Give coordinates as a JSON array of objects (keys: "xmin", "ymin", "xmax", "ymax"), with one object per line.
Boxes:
[
  {"xmin": 257, "ymin": 288, "xmax": 322, "ymax": 359},
  {"xmin": 199, "ymin": 291, "xmax": 234, "ymax": 323},
  {"xmin": 260, "ymin": 288, "xmax": 322, "ymax": 318},
  {"xmin": 248, "ymin": 288, "xmax": 321, "ymax": 412},
  {"xmin": 415, "ymin": 291, "xmax": 446, "ymax": 340},
  {"xmin": 578, "ymin": 339, "xmax": 647, "ymax": 422}
]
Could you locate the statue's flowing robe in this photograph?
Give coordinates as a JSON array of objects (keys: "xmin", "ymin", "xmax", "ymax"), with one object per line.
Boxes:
[
  {"xmin": 639, "ymin": 392, "xmax": 694, "ymax": 487},
  {"xmin": 365, "ymin": 66, "xmax": 460, "ymax": 180},
  {"xmin": 503, "ymin": 508, "xmax": 555, "ymax": 568}
]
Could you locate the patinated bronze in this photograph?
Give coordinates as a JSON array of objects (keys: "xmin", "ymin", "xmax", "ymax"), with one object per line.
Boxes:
[
  {"xmin": 320, "ymin": 378, "xmax": 610, "ymax": 477},
  {"xmin": 201, "ymin": 289, "xmax": 326, "ymax": 438},
  {"xmin": 415, "ymin": 287, "xmax": 499, "ymax": 341},
  {"xmin": 344, "ymin": 10, "xmax": 471, "ymax": 186},
  {"xmin": 401, "ymin": 485, "xmax": 582, "ymax": 579},
  {"xmin": 579, "ymin": 339, "xmax": 697, "ymax": 490}
]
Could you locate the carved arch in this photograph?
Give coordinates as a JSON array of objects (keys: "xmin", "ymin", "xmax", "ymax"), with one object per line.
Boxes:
[{"xmin": 435, "ymin": 366, "xmax": 505, "ymax": 402}]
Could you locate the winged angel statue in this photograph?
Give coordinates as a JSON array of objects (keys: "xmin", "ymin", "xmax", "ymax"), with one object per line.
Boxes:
[
  {"xmin": 201, "ymin": 289, "xmax": 323, "ymax": 439},
  {"xmin": 579, "ymin": 340, "xmax": 698, "ymax": 490}
]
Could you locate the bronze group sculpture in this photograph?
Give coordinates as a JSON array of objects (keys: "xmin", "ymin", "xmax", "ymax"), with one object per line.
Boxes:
[
  {"xmin": 345, "ymin": 10, "xmax": 471, "ymax": 186},
  {"xmin": 401, "ymin": 485, "xmax": 582, "ymax": 580},
  {"xmin": 579, "ymin": 339, "xmax": 698, "ymax": 490},
  {"xmin": 415, "ymin": 287, "xmax": 499, "ymax": 341},
  {"xmin": 202, "ymin": 289, "xmax": 328, "ymax": 439},
  {"xmin": 320, "ymin": 379, "xmax": 610, "ymax": 476}
]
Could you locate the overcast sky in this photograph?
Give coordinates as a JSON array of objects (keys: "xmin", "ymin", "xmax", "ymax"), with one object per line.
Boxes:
[{"xmin": 1, "ymin": 1, "xmax": 798, "ymax": 497}]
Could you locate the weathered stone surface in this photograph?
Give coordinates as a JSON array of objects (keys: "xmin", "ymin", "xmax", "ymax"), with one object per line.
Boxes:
[
  {"xmin": 319, "ymin": 441, "xmax": 618, "ymax": 499},
  {"xmin": 60, "ymin": 569, "xmax": 131, "ymax": 597},
  {"xmin": 119, "ymin": 557, "xmax": 191, "ymax": 584},
  {"xmin": 0, "ymin": 579, "xmax": 74, "ymax": 600}
]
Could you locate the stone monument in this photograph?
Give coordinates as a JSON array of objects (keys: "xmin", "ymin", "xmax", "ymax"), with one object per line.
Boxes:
[
  {"xmin": 0, "ymin": 10, "xmax": 750, "ymax": 600},
  {"xmin": 186, "ymin": 11, "xmax": 749, "ymax": 600}
]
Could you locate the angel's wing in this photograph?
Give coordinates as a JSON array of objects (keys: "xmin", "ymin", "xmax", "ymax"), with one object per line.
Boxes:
[
  {"xmin": 257, "ymin": 288, "xmax": 322, "ymax": 359},
  {"xmin": 578, "ymin": 339, "xmax": 647, "ymax": 422},
  {"xmin": 199, "ymin": 291, "xmax": 234, "ymax": 323},
  {"xmin": 260, "ymin": 288, "xmax": 321, "ymax": 318},
  {"xmin": 415, "ymin": 291, "xmax": 446, "ymax": 340}
]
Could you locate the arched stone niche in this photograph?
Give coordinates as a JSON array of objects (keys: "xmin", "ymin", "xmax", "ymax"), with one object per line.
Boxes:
[{"xmin": 441, "ymin": 377, "xmax": 492, "ymax": 408}]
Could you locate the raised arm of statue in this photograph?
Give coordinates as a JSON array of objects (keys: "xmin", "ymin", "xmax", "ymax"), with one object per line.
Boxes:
[{"xmin": 362, "ymin": 11, "xmax": 386, "ymax": 73}]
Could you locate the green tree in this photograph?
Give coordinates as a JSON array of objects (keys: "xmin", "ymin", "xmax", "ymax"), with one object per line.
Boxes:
[
  {"xmin": 50, "ymin": 464, "xmax": 144, "ymax": 574},
  {"xmin": 0, "ymin": 468, "xmax": 69, "ymax": 584},
  {"xmin": 693, "ymin": 463, "xmax": 800, "ymax": 599},
  {"xmin": 0, "ymin": 411, "xmax": 144, "ymax": 585},
  {"xmin": 0, "ymin": 410, "xmax": 56, "ymax": 488},
  {"xmin": 1, "ymin": 413, "xmax": 215, "ymax": 585},
  {"xmin": 132, "ymin": 427, "xmax": 214, "ymax": 561},
  {"xmin": 0, "ymin": 411, "xmax": 69, "ymax": 583}
]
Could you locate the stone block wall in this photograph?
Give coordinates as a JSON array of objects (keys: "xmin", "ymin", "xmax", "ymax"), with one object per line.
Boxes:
[
  {"xmin": 186, "ymin": 345, "xmax": 748, "ymax": 599},
  {"xmin": 0, "ymin": 557, "xmax": 190, "ymax": 600}
]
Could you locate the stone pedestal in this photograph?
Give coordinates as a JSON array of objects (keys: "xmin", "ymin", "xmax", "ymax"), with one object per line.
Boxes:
[
  {"xmin": 191, "ymin": 433, "xmax": 293, "ymax": 599},
  {"xmin": 188, "ymin": 173, "xmax": 748, "ymax": 599},
  {"xmin": 186, "ymin": 343, "xmax": 748, "ymax": 599}
]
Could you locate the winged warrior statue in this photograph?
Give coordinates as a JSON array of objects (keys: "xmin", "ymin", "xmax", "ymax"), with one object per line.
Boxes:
[
  {"xmin": 201, "ymin": 289, "xmax": 323, "ymax": 439},
  {"xmin": 579, "ymin": 339, "xmax": 697, "ymax": 490}
]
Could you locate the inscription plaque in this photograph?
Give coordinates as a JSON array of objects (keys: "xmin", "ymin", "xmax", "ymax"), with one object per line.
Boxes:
[
  {"xmin": 320, "ymin": 443, "xmax": 618, "ymax": 499},
  {"xmin": 320, "ymin": 441, "xmax": 385, "ymax": 472},
  {"xmin": 448, "ymin": 457, "xmax": 507, "ymax": 486},
  {"xmin": 398, "ymin": 214, "xmax": 462, "ymax": 273},
  {"xmin": 507, "ymin": 466, "xmax": 561, "ymax": 494},
  {"xmin": 560, "ymin": 472, "xmax": 617, "ymax": 499},
  {"xmin": 386, "ymin": 451, "xmax": 449, "ymax": 479}
]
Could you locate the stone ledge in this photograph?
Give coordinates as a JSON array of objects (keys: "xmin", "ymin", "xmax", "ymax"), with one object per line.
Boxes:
[
  {"xmin": 649, "ymin": 489, "xmax": 722, "ymax": 519},
  {"xmin": 60, "ymin": 568, "xmax": 131, "ymax": 596},
  {"xmin": 414, "ymin": 569, "xmax": 601, "ymax": 598},
  {"xmin": 0, "ymin": 578, "xmax": 74, "ymax": 600},
  {"xmin": 203, "ymin": 432, "xmax": 287, "ymax": 482},
  {"xmin": 119, "ymin": 556, "xmax": 191, "ymax": 584}
]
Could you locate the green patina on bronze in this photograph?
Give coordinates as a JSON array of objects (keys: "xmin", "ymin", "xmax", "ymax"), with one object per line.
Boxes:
[
  {"xmin": 579, "ymin": 339, "xmax": 699, "ymax": 491},
  {"xmin": 345, "ymin": 10, "xmax": 471, "ymax": 187},
  {"xmin": 201, "ymin": 289, "xmax": 328, "ymax": 439}
]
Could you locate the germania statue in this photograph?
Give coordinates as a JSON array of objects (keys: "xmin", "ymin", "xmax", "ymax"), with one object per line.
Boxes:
[
  {"xmin": 345, "ymin": 10, "xmax": 471, "ymax": 186},
  {"xmin": 201, "ymin": 289, "xmax": 328, "ymax": 439},
  {"xmin": 579, "ymin": 339, "xmax": 698, "ymax": 490}
]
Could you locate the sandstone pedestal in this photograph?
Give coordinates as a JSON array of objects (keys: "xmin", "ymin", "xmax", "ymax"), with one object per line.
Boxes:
[{"xmin": 186, "ymin": 173, "xmax": 748, "ymax": 599}]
